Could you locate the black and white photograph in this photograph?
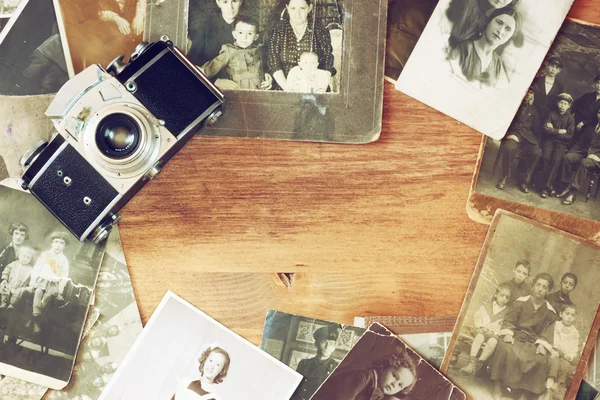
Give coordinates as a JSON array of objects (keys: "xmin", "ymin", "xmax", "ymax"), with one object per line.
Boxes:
[
  {"xmin": 579, "ymin": 333, "xmax": 600, "ymax": 400},
  {"xmin": 396, "ymin": 0, "xmax": 574, "ymax": 140},
  {"xmin": 443, "ymin": 210, "xmax": 600, "ymax": 400},
  {"xmin": 0, "ymin": 0, "xmax": 24, "ymax": 34},
  {"xmin": 187, "ymin": 0, "xmax": 344, "ymax": 93},
  {"xmin": 472, "ymin": 19, "xmax": 600, "ymax": 223},
  {"xmin": 311, "ymin": 322, "xmax": 466, "ymax": 400},
  {"xmin": 0, "ymin": 0, "xmax": 68, "ymax": 95},
  {"xmin": 98, "ymin": 292, "xmax": 302, "ymax": 400},
  {"xmin": 45, "ymin": 226, "xmax": 143, "ymax": 400},
  {"xmin": 384, "ymin": 0, "xmax": 438, "ymax": 83},
  {"xmin": 576, "ymin": 380, "xmax": 600, "ymax": 400},
  {"xmin": 259, "ymin": 310, "xmax": 366, "ymax": 400},
  {"xmin": 143, "ymin": 0, "xmax": 386, "ymax": 143},
  {"xmin": 54, "ymin": 0, "xmax": 145, "ymax": 75},
  {"xmin": 0, "ymin": 181, "xmax": 106, "ymax": 390}
]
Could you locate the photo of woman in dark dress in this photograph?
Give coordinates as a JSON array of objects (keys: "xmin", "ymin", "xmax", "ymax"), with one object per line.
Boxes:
[
  {"xmin": 446, "ymin": 6, "xmax": 521, "ymax": 88},
  {"xmin": 267, "ymin": 0, "xmax": 335, "ymax": 91},
  {"xmin": 171, "ymin": 346, "xmax": 231, "ymax": 400},
  {"xmin": 489, "ymin": 273, "xmax": 557, "ymax": 400}
]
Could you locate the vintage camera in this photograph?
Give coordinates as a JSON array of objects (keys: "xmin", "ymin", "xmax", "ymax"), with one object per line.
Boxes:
[{"xmin": 20, "ymin": 36, "xmax": 224, "ymax": 243}]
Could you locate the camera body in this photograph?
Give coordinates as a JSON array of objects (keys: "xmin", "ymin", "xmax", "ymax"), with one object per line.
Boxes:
[{"xmin": 21, "ymin": 37, "xmax": 224, "ymax": 242}]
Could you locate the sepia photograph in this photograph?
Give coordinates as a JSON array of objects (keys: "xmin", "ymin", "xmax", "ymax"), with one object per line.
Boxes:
[
  {"xmin": 98, "ymin": 292, "xmax": 302, "ymax": 400},
  {"xmin": 260, "ymin": 310, "xmax": 366, "ymax": 400},
  {"xmin": 443, "ymin": 210, "xmax": 600, "ymax": 400},
  {"xmin": 44, "ymin": 226, "xmax": 143, "ymax": 400},
  {"xmin": 396, "ymin": 0, "xmax": 574, "ymax": 140},
  {"xmin": 0, "ymin": 0, "xmax": 68, "ymax": 95},
  {"xmin": 471, "ymin": 19, "xmax": 600, "ymax": 225},
  {"xmin": 384, "ymin": 0, "xmax": 438, "ymax": 83},
  {"xmin": 354, "ymin": 315, "xmax": 455, "ymax": 369},
  {"xmin": 0, "ymin": 182, "xmax": 106, "ymax": 390},
  {"xmin": 53, "ymin": 0, "xmax": 145, "ymax": 76},
  {"xmin": 143, "ymin": 0, "xmax": 386, "ymax": 143},
  {"xmin": 187, "ymin": 0, "xmax": 344, "ymax": 93},
  {"xmin": 311, "ymin": 322, "xmax": 465, "ymax": 400}
]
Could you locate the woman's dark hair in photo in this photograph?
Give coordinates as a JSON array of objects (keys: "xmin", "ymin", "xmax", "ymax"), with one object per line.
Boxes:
[
  {"xmin": 8, "ymin": 222, "xmax": 29, "ymax": 239},
  {"xmin": 198, "ymin": 346, "xmax": 231, "ymax": 384},
  {"xmin": 371, "ymin": 347, "xmax": 418, "ymax": 395}
]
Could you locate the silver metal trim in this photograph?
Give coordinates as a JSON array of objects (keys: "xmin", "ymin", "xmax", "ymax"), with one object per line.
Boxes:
[
  {"xmin": 81, "ymin": 194, "xmax": 123, "ymax": 241},
  {"xmin": 127, "ymin": 48, "xmax": 170, "ymax": 83},
  {"xmin": 29, "ymin": 141, "xmax": 69, "ymax": 188}
]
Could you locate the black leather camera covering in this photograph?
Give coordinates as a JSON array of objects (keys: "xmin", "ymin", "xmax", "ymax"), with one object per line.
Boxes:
[
  {"xmin": 129, "ymin": 51, "xmax": 218, "ymax": 137},
  {"xmin": 31, "ymin": 145, "xmax": 119, "ymax": 239}
]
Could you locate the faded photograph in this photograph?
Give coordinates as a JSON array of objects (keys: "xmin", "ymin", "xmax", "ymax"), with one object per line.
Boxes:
[
  {"xmin": 260, "ymin": 310, "xmax": 365, "ymax": 400},
  {"xmin": 445, "ymin": 211, "xmax": 600, "ymax": 400},
  {"xmin": 396, "ymin": 0, "xmax": 573, "ymax": 140},
  {"xmin": 0, "ymin": 0, "xmax": 68, "ymax": 95},
  {"xmin": 311, "ymin": 323, "xmax": 465, "ymax": 400},
  {"xmin": 0, "ymin": 183, "xmax": 105, "ymax": 389},
  {"xmin": 54, "ymin": 0, "xmax": 145, "ymax": 74},
  {"xmin": 384, "ymin": 0, "xmax": 437, "ymax": 83},
  {"xmin": 475, "ymin": 20, "xmax": 600, "ymax": 221},
  {"xmin": 44, "ymin": 226, "xmax": 143, "ymax": 400},
  {"xmin": 98, "ymin": 292, "xmax": 302, "ymax": 400},
  {"xmin": 188, "ymin": 0, "xmax": 344, "ymax": 93}
]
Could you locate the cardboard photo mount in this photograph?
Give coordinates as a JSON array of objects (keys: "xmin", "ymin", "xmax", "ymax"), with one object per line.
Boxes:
[
  {"xmin": 144, "ymin": 0, "xmax": 387, "ymax": 144},
  {"xmin": 440, "ymin": 209, "xmax": 600, "ymax": 400},
  {"xmin": 467, "ymin": 136, "xmax": 600, "ymax": 243}
]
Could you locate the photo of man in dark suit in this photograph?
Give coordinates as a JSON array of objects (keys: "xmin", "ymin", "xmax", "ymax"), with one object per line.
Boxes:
[{"xmin": 292, "ymin": 325, "xmax": 340, "ymax": 400}]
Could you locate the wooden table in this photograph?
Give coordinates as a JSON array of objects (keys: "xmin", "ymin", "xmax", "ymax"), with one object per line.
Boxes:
[{"xmin": 119, "ymin": 1, "xmax": 600, "ymax": 345}]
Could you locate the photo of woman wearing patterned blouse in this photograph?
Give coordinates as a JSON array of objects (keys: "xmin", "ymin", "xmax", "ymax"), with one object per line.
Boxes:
[{"xmin": 267, "ymin": 0, "xmax": 336, "ymax": 92}]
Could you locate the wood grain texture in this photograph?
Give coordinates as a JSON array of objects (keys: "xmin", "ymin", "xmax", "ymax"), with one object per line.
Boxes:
[{"xmin": 118, "ymin": 1, "xmax": 600, "ymax": 346}]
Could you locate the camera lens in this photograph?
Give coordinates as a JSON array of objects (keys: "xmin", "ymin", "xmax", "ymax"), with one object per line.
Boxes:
[{"xmin": 95, "ymin": 113, "xmax": 141, "ymax": 159}]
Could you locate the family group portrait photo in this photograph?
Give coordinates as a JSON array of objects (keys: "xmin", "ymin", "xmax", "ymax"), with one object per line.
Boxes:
[
  {"xmin": 98, "ymin": 292, "xmax": 302, "ymax": 400},
  {"xmin": 0, "ymin": 184, "xmax": 105, "ymax": 389},
  {"xmin": 397, "ymin": 0, "xmax": 573, "ymax": 139},
  {"xmin": 311, "ymin": 323, "xmax": 466, "ymax": 400},
  {"xmin": 260, "ymin": 310, "xmax": 366, "ymax": 400},
  {"xmin": 0, "ymin": 0, "xmax": 68, "ymax": 95},
  {"xmin": 474, "ymin": 19, "xmax": 600, "ymax": 222},
  {"xmin": 188, "ymin": 0, "xmax": 344, "ymax": 94},
  {"xmin": 445, "ymin": 212, "xmax": 600, "ymax": 400}
]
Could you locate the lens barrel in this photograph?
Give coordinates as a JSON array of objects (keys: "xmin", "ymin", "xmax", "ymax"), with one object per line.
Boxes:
[{"xmin": 95, "ymin": 113, "xmax": 141, "ymax": 159}]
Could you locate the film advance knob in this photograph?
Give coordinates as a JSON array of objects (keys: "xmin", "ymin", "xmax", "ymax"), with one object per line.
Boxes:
[
  {"xmin": 20, "ymin": 140, "xmax": 49, "ymax": 168},
  {"xmin": 130, "ymin": 41, "xmax": 151, "ymax": 61},
  {"xmin": 107, "ymin": 55, "xmax": 127, "ymax": 75}
]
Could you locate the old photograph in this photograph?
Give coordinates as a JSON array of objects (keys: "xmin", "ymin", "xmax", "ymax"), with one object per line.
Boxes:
[
  {"xmin": 188, "ymin": 0, "xmax": 344, "ymax": 93},
  {"xmin": 54, "ymin": 0, "xmax": 145, "ymax": 75},
  {"xmin": 0, "ymin": 182, "xmax": 105, "ymax": 390},
  {"xmin": 98, "ymin": 292, "xmax": 302, "ymax": 400},
  {"xmin": 384, "ymin": 0, "xmax": 437, "ymax": 83},
  {"xmin": 471, "ymin": 19, "xmax": 600, "ymax": 224},
  {"xmin": 0, "ymin": 0, "xmax": 68, "ymax": 95},
  {"xmin": 443, "ymin": 210, "xmax": 600, "ymax": 400},
  {"xmin": 44, "ymin": 226, "xmax": 143, "ymax": 400},
  {"xmin": 354, "ymin": 316, "xmax": 454, "ymax": 369},
  {"xmin": 311, "ymin": 322, "xmax": 465, "ymax": 400},
  {"xmin": 396, "ymin": 0, "xmax": 573, "ymax": 140},
  {"xmin": 0, "ymin": 0, "xmax": 24, "ymax": 34},
  {"xmin": 260, "ymin": 310, "xmax": 366, "ymax": 400}
]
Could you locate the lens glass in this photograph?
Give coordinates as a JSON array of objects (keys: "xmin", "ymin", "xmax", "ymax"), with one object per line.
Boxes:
[{"xmin": 96, "ymin": 113, "xmax": 141, "ymax": 159}]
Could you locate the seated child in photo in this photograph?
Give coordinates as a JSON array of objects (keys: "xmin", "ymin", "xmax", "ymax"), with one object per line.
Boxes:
[
  {"xmin": 500, "ymin": 259, "xmax": 532, "ymax": 303},
  {"xmin": 0, "ymin": 246, "xmax": 34, "ymax": 309},
  {"xmin": 287, "ymin": 52, "xmax": 331, "ymax": 93},
  {"xmin": 28, "ymin": 231, "xmax": 70, "ymax": 333},
  {"xmin": 201, "ymin": 16, "xmax": 272, "ymax": 91},
  {"xmin": 546, "ymin": 304, "xmax": 580, "ymax": 391},
  {"xmin": 540, "ymin": 93, "xmax": 575, "ymax": 198},
  {"xmin": 460, "ymin": 283, "xmax": 512, "ymax": 375},
  {"xmin": 546, "ymin": 272, "xmax": 577, "ymax": 317}
]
